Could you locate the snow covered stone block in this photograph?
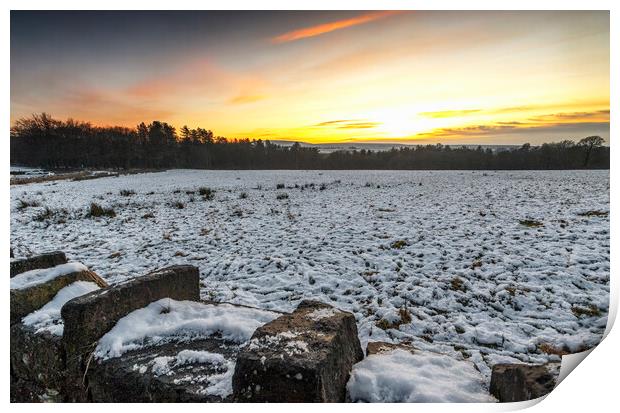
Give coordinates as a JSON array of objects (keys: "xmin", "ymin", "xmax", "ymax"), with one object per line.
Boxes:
[
  {"xmin": 10, "ymin": 262, "xmax": 108, "ymax": 324},
  {"xmin": 87, "ymin": 299, "xmax": 278, "ymax": 402},
  {"xmin": 88, "ymin": 339, "xmax": 238, "ymax": 402},
  {"xmin": 10, "ymin": 324, "xmax": 64, "ymax": 402},
  {"xmin": 232, "ymin": 300, "xmax": 364, "ymax": 402},
  {"xmin": 10, "ymin": 281, "xmax": 103, "ymax": 402},
  {"xmin": 489, "ymin": 363, "xmax": 560, "ymax": 402},
  {"xmin": 10, "ymin": 251, "xmax": 67, "ymax": 278},
  {"xmin": 60, "ymin": 265, "xmax": 199, "ymax": 400}
]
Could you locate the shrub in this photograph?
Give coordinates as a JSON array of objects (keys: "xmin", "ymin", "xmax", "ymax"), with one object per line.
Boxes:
[
  {"xmin": 276, "ymin": 183, "xmax": 285, "ymax": 189},
  {"xmin": 450, "ymin": 276, "xmax": 466, "ymax": 292},
  {"xmin": 578, "ymin": 210, "xmax": 608, "ymax": 217},
  {"xmin": 171, "ymin": 201, "xmax": 185, "ymax": 209},
  {"xmin": 519, "ymin": 219, "xmax": 543, "ymax": 228},
  {"xmin": 88, "ymin": 202, "xmax": 116, "ymax": 218},
  {"xmin": 390, "ymin": 239, "xmax": 408, "ymax": 249},
  {"xmin": 16, "ymin": 199, "xmax": 40, "ymax": 210},
  {"xmin": 276, "ymin": 193, "xmax": 289, "ymax": 200},
  {"xmin": 571, "ymin": 304, "xmax": 602, "ymax": 317},
  {"xmin": 33, "ymin": 207, "xmax": 54, "ymax": 222},
  {"xmin": 198, "ymin": 187, "xmax": 215, "ymax": 200},
  {"xmin": 142, "ymin": 212, "xmax": 155, "ymax": 219},
  {"xmin": 119, "ymin": 189, "xmax": 135, "ymax": 196}
]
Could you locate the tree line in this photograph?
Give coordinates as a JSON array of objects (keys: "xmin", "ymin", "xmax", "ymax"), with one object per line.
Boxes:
[{"xmin": 10, "ymin": 113, "xmax": 609, "ymax": 170}]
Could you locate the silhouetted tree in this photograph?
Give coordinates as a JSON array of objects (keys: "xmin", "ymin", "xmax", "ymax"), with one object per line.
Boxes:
[{"xmin": 10, "ymin": 114, "xmax": 610, "ymax": 171}]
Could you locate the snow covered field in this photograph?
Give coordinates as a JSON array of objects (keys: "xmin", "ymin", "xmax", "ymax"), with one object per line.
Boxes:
[{"xmin": 10, "ymin": 169, "xmax": 610, "ymax": 381}]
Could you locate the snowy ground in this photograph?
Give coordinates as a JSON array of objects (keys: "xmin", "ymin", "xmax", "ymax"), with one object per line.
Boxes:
[{"xmin": 10, "ymin": 169, "xmax": 610, "ymax": 381}]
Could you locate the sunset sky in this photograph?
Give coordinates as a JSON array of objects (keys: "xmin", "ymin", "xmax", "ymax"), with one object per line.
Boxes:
[{"xmin": 11, "ymin": 11, "xmax": 610, "ymax": 145}]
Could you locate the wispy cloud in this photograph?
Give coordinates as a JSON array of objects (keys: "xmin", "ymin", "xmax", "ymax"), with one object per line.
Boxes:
[
  {"xmin": 271, "ymin": 11, "xmax": 402, "ymax": 43},
  {"xmin": 419, "ymin": 120, "xmax": 610, "ymax": 140},
  {"xmin": 313, "ymin": 119, "xmax": 381, "ymax": 129},
  {"xmin": 419, "ymin": 109, "xmax": 481, "ymax": 118}
]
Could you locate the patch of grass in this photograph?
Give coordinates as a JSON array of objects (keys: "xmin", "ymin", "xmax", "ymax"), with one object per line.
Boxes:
[
  {"xmin": 16, "ymin": 199, "xmax": 41, "ymax": 210},
  {"xmin": 142, "ymin": 212, "xmax": 155, "ymax": 219},
  {"xmin": 450, "ymin": 276, "xmax": 466, "ymax": 292},
  {"xmin": 505, "ymin": 286, "xmax": 517, "ymax": 296},
  {"xmin": 578, "ymin": 210, "xmax": 608, "ymax": 217},
  {"xmin": 376, "ymin": 307, "xmax": 412, "ymax": 330},
  {"xmin": 519, "ymin": 219, "xmax": 544, "ymax": 228},
  {"xmin": 33, "ymin": 206, "xmax": 54, "ymax": 222},
  {"xmin": 390, "ymin": 239, "xmax": 409, "ymax": 249},
  {"xmin": 319, "ymin": 183, "xmax": 327, "ymax": 191},
  {"xmin": 276, "ymin": 193, "xmax": 289, "ymax": 200},
  {"xmin": 119, "ymin": 189, "xmax": 135, "ymax": 197},
  {"xmin": 538, "ymin": 342, "xmax": 569, "ymax": 356},
  {"xmin": 198, "ymin": 187, "xmax": 215, "ymax": 200},
  {"xmin": 276, "ymin": 183, "xmax": 285, "ymax": 189},
  {"xmin": 571, "ymin": 304, "xmax": 602, "ymax": 318},
  {"xmin": 171, "ymin": 201, "xmax": 185, "ymax": 210},
  {"xmin": 87, "ymin": 202, "xmax": 116, "ymax": 218},
  {"xmin": 470, "ymin": 260, "xmax": 483, "ymax": 270}
]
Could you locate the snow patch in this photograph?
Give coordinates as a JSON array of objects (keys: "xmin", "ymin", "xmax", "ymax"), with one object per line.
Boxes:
[
  {"xmin": 21, "ymin": 281, "xmax": 101, "ymax": 336},
  {"xmin": 306, "ymin": 308, "xmax": 339, "ymax": 321},
  {"xmin": 10, "ymin": 262, "xmax": 89, "ymax": 290},
  {"xmin": 94, "ymin": 298, "xmax": 278, "ymax": 360},
  {"xmin": 347, "ymin": 349, "xmax": 496, "ymax": 403}
]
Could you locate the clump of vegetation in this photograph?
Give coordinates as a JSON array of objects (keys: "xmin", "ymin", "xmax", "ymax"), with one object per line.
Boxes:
[
  {"xmin": 519, "ymin": 219, "xmax": 544, "ymax": 228},
  {"xmin": 33, "ymin": 206, "xmax": 54, "ymax": 222},
  {"xmin": 571, "ymin": 304, "xmax": 602, "ymax": 318},
  {"xmin": 390, "ymin": 239, "xmax": 408, "ymax": 249},
  {"xmin": 16, "ymin": 199, "xmax": 40, "ymax": 210},
  {"xmin": 578, "ymin": 210, "xmax": 608, "ymax": 217},
  {"xmin": 119, "ymin": 189, "xmax": 135, "ymax": 196},
  {"xmin": 142, "ymin": 212, "xmax": 155, "ymax": 219},
  {"xmin": 276, "ymin": 183, "xmax": 285, "ymax": 189},
  {"xmin": 198, "ymin": 187, "xmax": 215, "ymax": 200},
  {"xmin": 538, "ymin": 342, "xmax": 569, "ymax": 356},
  {"xmin": 88, "ymin": 202, "xmax": 116, "ymax": 218},
  {"xmin": 450, "ymin": 276, "xmax": 467, "ymax": 292},
  {"xmin": 276, "ymin": 193, "xmax": 289, "ymax": 200},
  {"xmin": 171, "ymin": 201, "xmax": 185, "ymax": 209},
  {"xmin": 376, "ymin": 307, "xmax": 412, "ymax": 330},
  {"xmin": 239, "ymin": 192, "xmax": 248, "ymax": 199},
  {"xmin": 470, "ymin": 259, "xmax": 483, "ymax": 270},
  {"xmin": 319, "ymin": 183, "xmax": 327, "ymax": 191}
]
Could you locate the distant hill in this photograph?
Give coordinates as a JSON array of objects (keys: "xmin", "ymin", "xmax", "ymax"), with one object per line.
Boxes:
[{"xmin": 268, "ymin": 140, "xmax": 520, "ymax": 153}]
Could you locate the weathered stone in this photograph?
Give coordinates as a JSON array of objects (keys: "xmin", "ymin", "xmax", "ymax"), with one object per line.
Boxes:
[
  {"xmin": 10, "ymin": 323, "xmax": 65, "ymax": 402},
  {"xmin": 10, "ymin": 269, "xmax": 108, "ymax": 325},
  {"xmin": 10, "ymin": 251, "xmax": 67, "ymax": 278},
  {"xmin": 366, "ymin": 341, "xmax": 416, "ymax": 355},
  {"xmin": 232, "ymin": 300, "xmax": 364, "ymax": 402},
  {"xmin": 88, "ymin": 338, "xmax": 237, "ymax": 402},
  {"xmin": 489, "ymin": 362, "xmax": 560, "ymax": 402},
  {"xmin": 61, "ymin": 265, "xmax": 200, "ymax": 401}
]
